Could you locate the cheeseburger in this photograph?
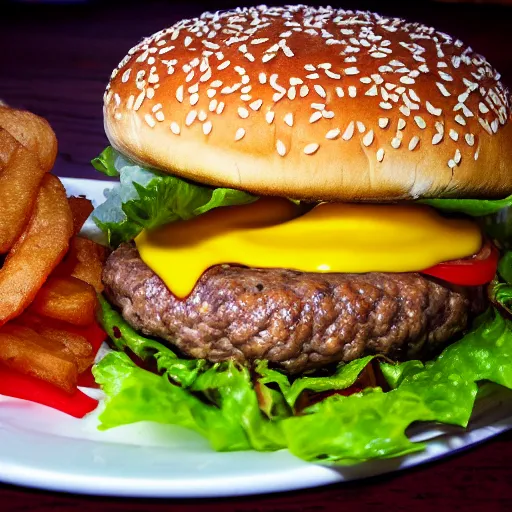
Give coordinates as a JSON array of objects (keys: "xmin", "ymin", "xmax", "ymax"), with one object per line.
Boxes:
[{"xmin": 90, "ymin": 5, "xmax": 512, "ymax": 463}]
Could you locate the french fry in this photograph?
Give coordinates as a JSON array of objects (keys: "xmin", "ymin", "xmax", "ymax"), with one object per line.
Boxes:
[
  {"xmin": 68, "ymin": 196, "xmax": 94, "ymax": 236},
  {"xmin": 0, "ymin": 323, "xmax": 77, "ymax": 394},
  {"xmin": 0, "ymin": 174, "xmax": 73, "ymax": 325},
  {"xmin": 55, "ymin": 236, "xmax": 107, "ymax": 292},
  {"xmin": 0, "ymin": 107, "xmax": 57, "ymax": 173},
  {"xmin": 0, "ymin": 129, "xmax": 47, "ymax": 254},
  {"xmin": 18, "ymin": 313, "xmax": 94, "ymax": 374},
  {"xmin": 29, "ymin": 276, "xmax": 98, "ymax": 327}
]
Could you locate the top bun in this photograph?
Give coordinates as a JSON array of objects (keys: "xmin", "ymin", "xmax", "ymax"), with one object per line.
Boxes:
[{"xmin": 104, "ymin": 5, "xmax": 512, "ymax": 201}]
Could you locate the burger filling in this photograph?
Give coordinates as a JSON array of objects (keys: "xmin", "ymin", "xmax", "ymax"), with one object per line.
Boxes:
[{"xmin": 90, "ymin": 146, "xmax": 512, "ymax": 463}]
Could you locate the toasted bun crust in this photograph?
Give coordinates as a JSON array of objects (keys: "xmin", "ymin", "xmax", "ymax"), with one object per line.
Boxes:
[{"xmin": 104, "ymin": 5, "xmax": 512, "ymax": 201}]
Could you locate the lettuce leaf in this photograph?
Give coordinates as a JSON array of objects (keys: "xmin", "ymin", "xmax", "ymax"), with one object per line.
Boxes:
[
  {"xmin": 90, "ymin": 147, "xmax": 257, "ymax": 247},
  {"xmin": 93, "ymin": 295, "xmax": 512, "ymax": 464},
  {"xmin": 419, "ymin": 196, "xmax": 512, "ymax": 216}
]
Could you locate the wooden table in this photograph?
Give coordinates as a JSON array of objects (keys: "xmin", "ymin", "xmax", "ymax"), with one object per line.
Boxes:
[{"xmin": 1, "ymin": 1, "xmax": 511, "ymax": 510}]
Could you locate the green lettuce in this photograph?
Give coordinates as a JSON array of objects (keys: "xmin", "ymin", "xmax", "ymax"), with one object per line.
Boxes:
[
  {"xmin": 419, "ymin": 196, "xmax": 512, "ymax": 217},
  {"xmin": 91, "ymin": 147, "xmax": 257, "ymax": 247},
  {"xmin": 93, "ymin": 291, "xmax": 512, "ymax": 464}
]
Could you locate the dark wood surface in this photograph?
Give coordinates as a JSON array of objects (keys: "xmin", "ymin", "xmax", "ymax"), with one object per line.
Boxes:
[{"xmin": 1, "ymin": 1, "xmax": 511, "ymax": 510}]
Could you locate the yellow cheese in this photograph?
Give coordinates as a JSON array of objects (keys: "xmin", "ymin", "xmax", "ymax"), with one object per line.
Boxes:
[{"xmin": 135, "ymin": 198, "xmax": 482, "ymax": 298}]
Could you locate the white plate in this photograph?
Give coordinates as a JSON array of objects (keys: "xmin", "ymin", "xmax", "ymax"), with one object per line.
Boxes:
[{"xmin": 0, "ymin": 177, "xmax": 510, "ymax": 498}]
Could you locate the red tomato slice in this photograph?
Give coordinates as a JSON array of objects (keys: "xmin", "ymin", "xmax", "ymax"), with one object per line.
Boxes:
[
  {"xmin": 420, "ymin": 241, "xmax": 499, "ymax": 286},
  {"xmin": 0, "ymin": 365, "xmax": 98, "ymax": 418}
]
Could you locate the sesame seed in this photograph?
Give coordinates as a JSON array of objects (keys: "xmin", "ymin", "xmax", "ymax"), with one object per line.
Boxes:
[
  {"xmin": 398, "ymin": 119, "xmax": 406, "ymax": 130},
  {"xmin": 238, "ymin": 107, "xmax": 249, "ymax": 119},
  {"xmin": 306, "ymin": 73, "xmax": 320, "ymax": 80},
  {"xmin": 357, "ymin": 121, "xmax": 366, "ymax": 133},
  {"xmin": 436, "ymin": 82, "xmax": 451, "ymax": 97},
  {"xmin": 362, "ymin": 130, "xmax": 374, "ymax": 146},
  {"xmin": 284, "ymin": 113, "xmax": 294, "ymax": 127},
  {"xmin": 276, "ymin": 139, "xmax": 287, "ymax": 156},
  {"xmin": 144, "ymin": 114, "xmax": 155, "ymax": 127},
  {"xmin": 458, "ymin": 91, "xmax": 470, "ymax": 103},
  {"xmin": 348, "ymin": 86, "xmax": 357, "ymax": 97},
  {"xmin": 335, "ymin": 87, "xmax": 344, "ymax": 98},
  {"xmin": 176, "ymin": 85, "xmax": 184, "ymax": 103},
  {"xmin": 203, "ymin": 121, "xmax": 212, "ymax": 135},
  {"xmin": 216, "ymin": 101, "xmax": 225, "ymax": 114},
  {"xmin": 400, "ymin": 76, "xmax": 415, "ymax": 85},
  {"xmin": 314, "ymin": 84, "xmax": 327, "ymax": 98},
  {"xmin": 309, "ymin": 111, "xmax": 322, "ymax": 123},
  {"xmin": 122, "ymin": 69, "xmax": 131, "ymax": 83},
  {"xmin": 449, "ymin": 129, "xmax": 459, "ymax": 141},
  {"xmin": 190, "ymin": 93, "xmax": 199, "ymax": 106},
  {"xmin": 408, "ymin": 136, "xmax": 420, "ymax": 151},
  {"xmin": 376, "ymin": 148, "xmax": 385, "ymax": 162},
  {"xmin": 345, "ymin": 67, "xmax": 359, "ymax": 75},
  {"xmin": 342, "ymin": 121, "xmax": 355, "ymax": 141},
  {"xmin": 217, "ymin": 60, "xmax": 231, "ymax": 70},
  {"xmin": 322, "ymin": 110, "xmax": 335, "ymax": 119},
  {"xmin": 432, "ymin": 133, "xmax": 443, "ymax": 145},
  {"xmin": 234, "ymin": 128, "xmax": 245, "ymax": 141},
  {"xmin": 454, "ymin": 149, "xmax": 462, "ymax": 164},
  {"xmin": 365, "ymin": 85, "xmax": 378, "ymax": 96},
  {"xmin": 265, "ymin": 111, "xmax": 275, "ymax": 124},
  {"xmin": 155, "ymin": 111, "xmax": 165, "ymax": 122},
  {"xmin": 300, "ymin": 84, "xmax": 310, "ymax": 97},
  {"xmin": 198, "ymin": 110, "xmax": 207, "ymax": 122},
  {"xmin": 409, "ymin": 89, "xmax": 421, "ymax": 102},
  {"xmin": 378, "ymin": 118, "xmax": 389, "ymax": 129},
  {"xmin": 438, "ymin": 71, "xmax": 453, "ymax": 81},
  {"xmin": 391, "ymin": 137, "xmax": 401, "ymax": 149},
  {"xmin": 465, "ymin": 133, "xmax": 475, "ymax": 146},
  {"xmin": 426, "ymin": 101, "xmax": 442, "ymax": 116},
  {"xmin": 304, "ymin": 143, "xmax": 320, "ymax": 155},
  {"xmin": 170, "ymin": 122, "xmax": 181, "ymax": 135},
  {"xmin": 479, "ymin": 102, "xmax": 490, "ymax": 114},
  {"xmin": 209, "ymin": 99, "xmax": 218, "ymax": 112},
  {"xmin": 250, "ymin": 99, "xmax": 263, "ymax": 111},
  {"xmin": 133, "ymin": 91, "xmax": 145, "ymax": 111},
  {"xmin": 414, "ymin": 116, "xmax": 427, "ymax": 129},
  {"xmin": 380, "ymin": 102, "xmax": 392, "ymax": 110},
  {"xmin": 325, "ymin": 70, "xmax": 341, "ymax": 79},
  {"xmin": 185, "ymin": 111, "xmax": 197, "ymax": 126},
  {"xmin": 399, "ymin": 105, "xmax": 411, "ymax": 117},
  {"xmin": 325, "ymin": 128, "xmax": 340, "ymax": 139},
  {"xmin": 448, "ymin": 159, "xmax": 456, "ymax": 169},
  {"xmin": 455, "ymin": 115, "xmax": 467, "ymax": 126}
]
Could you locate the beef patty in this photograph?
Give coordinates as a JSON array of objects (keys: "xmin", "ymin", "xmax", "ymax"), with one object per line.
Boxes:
[{"xmin": 103, "ymin": 244, "xmax": 486, "ymax": 374}]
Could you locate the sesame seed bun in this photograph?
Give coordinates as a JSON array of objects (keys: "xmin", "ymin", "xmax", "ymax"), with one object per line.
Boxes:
[{"xmin": 103, "ymin": 5, "xmax": 512, "ymax": 201}]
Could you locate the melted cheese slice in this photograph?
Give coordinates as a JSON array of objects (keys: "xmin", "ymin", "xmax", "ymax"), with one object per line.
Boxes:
[{"xmin": 135, "ymin": 198, "xmax": 482, "ymax": 298}]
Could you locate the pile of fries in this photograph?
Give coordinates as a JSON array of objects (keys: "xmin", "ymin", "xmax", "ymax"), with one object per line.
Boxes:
[{"xmin": 0, "ymin": 106, "xmax": 106, "ymax": 416}]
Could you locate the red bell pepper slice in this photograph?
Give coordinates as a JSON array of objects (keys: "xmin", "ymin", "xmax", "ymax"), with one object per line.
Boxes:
[
  {"xmin": 420, "ymin": 241, "xmax": 499, "ymax": 286},
  {"xmin": 0, "ymin": 364, "xmax": 98, "ymax": 418}
]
